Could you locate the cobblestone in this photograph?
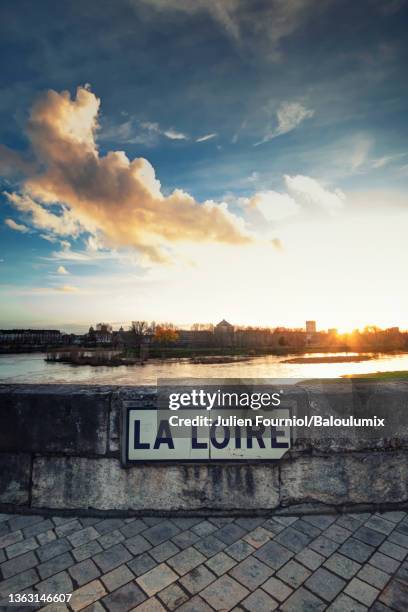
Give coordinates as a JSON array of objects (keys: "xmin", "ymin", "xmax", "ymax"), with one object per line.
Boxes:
[
  {"xmin": 280, "ymin": 585, "xmax": 326, "ymax": 611},
  {"xmin": 357, "ymin": 563, "xmax": 390, "ymax": 589},
  {"xmin": 72, "ymin": 539, "xmax": 102, "ymax": 562},
  {"xmin": 242, "ymin": 587, "xmax": 278, "ymax": 611},
  {"xmin": 150, "ymin": 540, "xmax": 179, "ymax": 562},
  {"xmin": 166, "ymin": 546, "xmax": 206, "ymax": 575},
  {"xmin": 136, "ymin": 562, "xmax": 177, "ymax": 596},
  {"xmin": 0, "ymin": 550, "xmax": 38, "ymax": 579},
  {"xmin": 100, "ymin": 563, "xmax": 133, "ymax": 592},
  {"xmin": 200, "ymin": 574, "xmax": 249, "ymax": 610},
  {"xmin": 276, "ymin": 559, "xmax": 311, "ymax": 588},
  {"xmin": 69, "ymin": 559, "xmax": 100, "ymax": 587},
  {"xmin": 344, "ymin": 576, "xmax": 380, "ymax": 606},
  {"xmin": 295, "ymin": 547, "xmax": 325, "ymax": 570},
  {"xmin": 229, "ymin": 556, "xmax": 272, "ymax": 590},
  {"xmin": 305, "ymin": 567, "xmax": 346, "ymax": 602},
  {"xmin": 262, "ymin": 575, "xmax": 293, "ymax": 601},
  {"xmin": 274, "ymin": 526, "xmax": 312, "ymax": 552},
  {"xmin": 158, "ymin": 582, "xmax": 189, "ymax": 609},
  {"xmin": 193, "ymin": 534, "xmax": 226, "ymax": 557},
  {"xmin": 6, "ymin": 536, "xmax": 38, "ymax": 559},
  {"xmin": 370, "ymin": 551, "xmax": 401, "ymax": 573},
  {"xmin": 102, "ymin": 581, "xmax": 146, "ymax": 611},
  {"xmin": 123, "ymin": 534, "xmax": 151, "ymax": 556},
  {"xmin": 323, "ymin": 552, "xmax": 361, "ymax": 579},
  {"xmin": 179, "ymin": 564, "xmax": 215, "ymax": 594},
  {"xmin": 0, "ymin": 510, "xmax": 407, "ymax": 610},
  {"xmin": 93, "ymin": 543, "xmax": 132, "ymax": 573},
  {"xmin": 225, "ymin": 539, "xmax": 254, "ymax": 561},
  {"xmin": 204, "ymin": 551, "xmax": 236, "ymax": 575},
  {"xmin": 37, "ymin": 551, "xmax": 74, "ymax": 580},
  {"xmin": 126, "ymin": 552, "xmax": 156, "ymax": 577},
  {"xmin": 253, "ymin": 538, "xmax": 293, "ymax": 569}
]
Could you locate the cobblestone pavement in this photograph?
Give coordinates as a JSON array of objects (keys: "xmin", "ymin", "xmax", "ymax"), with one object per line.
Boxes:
[{"xmin": 1, "ymin": 511, "xmax": 408, "ymax": 611}]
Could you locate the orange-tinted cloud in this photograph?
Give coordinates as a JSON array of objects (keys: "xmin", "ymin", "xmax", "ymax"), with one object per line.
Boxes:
[
  {"xmin": 4, "ymin": 86, "xmax": 251, "ymax": 262},
  {"xmin": 4, "ymin": 218, "xmax": 30, "ymax": 233}
]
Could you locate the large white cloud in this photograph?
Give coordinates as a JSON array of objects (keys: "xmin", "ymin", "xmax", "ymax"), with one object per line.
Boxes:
[
  {"xmin": 244, "ymin": 176, "xmax": 345, "ymax": 224},
  {"xmin": 247, "ymin": 191, "xmax": 300, "ymax": 221},
  {"xmin": 285, "ymin": 174, "xmax": 345, "ymax": 212}
]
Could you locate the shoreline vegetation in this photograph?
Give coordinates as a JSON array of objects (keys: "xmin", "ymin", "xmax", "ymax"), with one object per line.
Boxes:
[
  {"xmin": 343, "ymin": 371, "xmax": 408, "ymax": 380},
  {"xmin": 45, "ymin": 347, "xmax": 259, "ymax": 366},
  {"xmin": 43, "ymin": 347, "xmax": 408, "ymax": 368},
  {"xmin": 283, "ymin": 355, "xmax": 374, "ymax": 364}
]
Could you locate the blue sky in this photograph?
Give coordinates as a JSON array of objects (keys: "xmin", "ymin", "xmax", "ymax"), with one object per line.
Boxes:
[{"xmin": 1, "ymin": 0, "xmax": 408, "ymax": 331}]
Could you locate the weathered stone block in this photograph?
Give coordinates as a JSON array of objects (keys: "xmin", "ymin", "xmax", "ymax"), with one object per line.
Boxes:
[
  {"xmin": 0, "ymin": 385, "xmax": 111, "ymax": 455},
  {"xmin": 31, "ymin": 456, "xmax": 280, "ymax": 511},
  {"xmin": 280, "ymin": 452, "xmax": 408, "ymax": 506},
  {"xmin": 109, "ymin": 386, "xmax": 156, "ymax": 454},
  {"xmin": 292, "ymin": 380, "xmax": 408, "ymax": 453},
  {"xmin": 0, "ymin": 453, "xmax": 31, "ymax": 505}
]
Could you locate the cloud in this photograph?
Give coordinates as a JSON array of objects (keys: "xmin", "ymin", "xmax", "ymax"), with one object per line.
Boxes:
[
  {"xmin": 139, "ymin": 0, "xmax": 241, "ymax": 40},
  {"xmin": 100, "ymin": 118, "xmax": 189, "ymax": 145},
  {"xmin": 285, "ymin": 174, "xmax": 345, "ymax": 212},
  {"xmin": 163, "ymin": 128, "xmax": 188, "ymax": 140},
  {"xmin": 255, "ymin": 101, "xmax": 314, "ymax": 145},
  {"xmin": 245, "ymin": 175, "xmax": 344, "ymax": 224},
  {"xmin": 100, "ymin": 119, "xmax": 139, "ymax": 144},
  {"xmin": 4, "ymin": 218, "xmax": 30, "ymax": 233},
  {"xmin": 4, "ymin": 192, "xmax": 85, "ymax": 237},
  {"xmin": 271, "ymin": 238, "xmax": 284, "ymax": 250},
  {"xmin": 2, "ymin": 86, "xmax": 251, "ymax": 263},
  {"xmin": 196, "ymin": 133, "xmax": 217, "ymax": 142},
  {"xmin": 39, "ymin": 234, "xmax": 71, "ymax": 246},
  {"xmin": 370, "ymin": 152, "xmax": 407, "ymax": 169},
  {"xmin": 57, "ymin": 285, "xmax": 79, "ymax": 293},
  {"xmin": 57, "ymin": 265, "xmax": 69, "ymax": 275},
  {"xmin": 0, "ymin": 284, "xmax": 81, "ymax": 296},
  {"xmin": 138, "ymin": 0, "xmax": 321, "ymax": 58},
  {"xmin": 350, "ymin": 136, "xmax": 372, "ymax": 172},
  {"xmin": 248, "ymin": 191, "xmax": 300, "ymax": 221},
  {"xmin": 140, "ymin": 121, "xmax": 188, "ymax": 141}
]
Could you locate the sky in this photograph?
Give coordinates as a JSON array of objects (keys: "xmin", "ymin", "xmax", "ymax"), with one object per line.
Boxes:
[{"xmin": 0, "ymin": 0, "xmax": 408, "ymax": 333}]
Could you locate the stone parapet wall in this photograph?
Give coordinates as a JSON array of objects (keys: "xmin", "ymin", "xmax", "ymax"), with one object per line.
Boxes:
[{"xmin": 0, "ymin": 383, "xmax": 407, "ymax": 515}]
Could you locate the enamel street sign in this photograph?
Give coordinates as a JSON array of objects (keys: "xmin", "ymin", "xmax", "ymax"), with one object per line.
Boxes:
[{"xmin": 122, "ymin": 406, "xmax": 291, "ymax": 463}]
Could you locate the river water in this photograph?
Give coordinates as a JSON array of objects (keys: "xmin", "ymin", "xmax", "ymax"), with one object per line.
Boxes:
[{"xmin": 1, "ymin": 351, "xmax": 408, "ymax": 384}]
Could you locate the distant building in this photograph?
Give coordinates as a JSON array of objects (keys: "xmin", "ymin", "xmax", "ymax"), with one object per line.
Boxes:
[
  {"xmin": 305, "ymin": 321, "xmax": 317, "ymax": 333},
  {"xmin": 177, "ymin": 329, "xmax": 214, "ymax": 347},
  {"xmin": 214, "ymin": 319, "xmax": 234, "ymax": 347},
  {"xmin": 214, "ymin": 319, "xmax": 234, "ymax": 333},
  {"xmin": 94, "ymin": 323, "xmax": 113, "ymax": 345},
  {"xmin": 0, "ymin": 329, "xmax": 61, "ymax": 346}
]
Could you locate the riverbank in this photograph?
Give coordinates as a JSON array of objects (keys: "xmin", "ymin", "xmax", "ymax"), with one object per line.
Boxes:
[
  {"xmin": 45, "ymin": 350, "xmax": 254, "ymax": 367},
  {"xmin": 283, "ymin": 354, "xmax": 374, "ymax": 364},
  {"xmin": 344, "ymin": 370, "xmax": 408, "ymax": 380}
]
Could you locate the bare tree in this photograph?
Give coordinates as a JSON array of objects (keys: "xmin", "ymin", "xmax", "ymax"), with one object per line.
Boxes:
[{"xmin": 130, "ymin": 321, "xmax": 150, "ymax": 346}]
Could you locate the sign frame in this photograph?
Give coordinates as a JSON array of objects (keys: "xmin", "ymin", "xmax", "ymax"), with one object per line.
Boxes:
[{"xmin": 121, "ymin": 403, "xmax": 294, "ymax": 466}]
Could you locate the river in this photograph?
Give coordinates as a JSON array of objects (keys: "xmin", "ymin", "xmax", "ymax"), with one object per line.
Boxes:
[{"xmin": 1, "ymin": 351, "xmax": 408, "ymax": 384}]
